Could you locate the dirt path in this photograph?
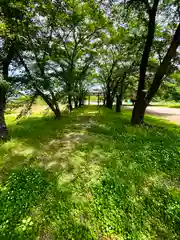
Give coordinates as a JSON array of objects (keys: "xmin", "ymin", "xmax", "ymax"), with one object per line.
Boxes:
[{"xmin": 126, "ymin": 106, "xmax": 180, "ymax": 124}]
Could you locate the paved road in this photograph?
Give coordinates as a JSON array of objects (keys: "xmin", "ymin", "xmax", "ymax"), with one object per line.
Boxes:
[
  {"xmin": 85, "ymin": 101, "xmax": 180, "ymax": 124},
  {"xmin": 126, "ymin": 106, "xmax": 180, "ymax": 124}
]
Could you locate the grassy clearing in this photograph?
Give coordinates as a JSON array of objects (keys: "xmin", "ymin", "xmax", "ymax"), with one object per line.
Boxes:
[{"xmin": 0, "ymin": 106, "xmax": 180, "ymax": 239}]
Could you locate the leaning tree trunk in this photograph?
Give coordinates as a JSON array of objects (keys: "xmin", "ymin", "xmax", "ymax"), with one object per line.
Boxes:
[
  {"xmin": 136, "ymin": 0, "xmax": 159, "ymax": 98},
  {"xmin": 53, "ymin": 107, "xmax": 61, "ymax": 119},
  {"xmin": 51, "ymin": 91, "xmax": 61, "ymax": 119},
  {"xmin": 51, "ymin": 95, "xmax": 61, "ymax": 119},
  {"xmin": 131, "ymin": 0, "xmax": 159, "ymax": 124},
  {"xmin": 43, "ymin": 96, "xmax": 61, "ymax": 119},
  {"xmin": 17, "ymin": 51, "xmax": 61, "ymax": 119},
  {"xmin": 36, "ymin": 89, "xmax": 61, "ymax": 119}
]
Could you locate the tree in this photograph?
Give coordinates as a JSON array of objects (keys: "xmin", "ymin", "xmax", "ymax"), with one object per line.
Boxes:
[
  {"xmin": 16, "ymin": 1, "xmax": 62, "ymax": 119},
  {"xmin": 0, "ymin": 0, "xmax": 26, "ymax": 139},
  {"xmin": 96, "ymin": 20, "xmax": 141, "ymax": 110},
  {"xmin": 127, "ymin": 0, "xmax": 180, "ymax": 124},
  {"xmin": 51, "ymin": 0, "xmax": 106, "ymax": 111}
]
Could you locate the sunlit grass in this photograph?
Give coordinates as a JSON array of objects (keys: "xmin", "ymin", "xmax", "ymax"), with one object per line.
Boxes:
[
  {"xmin": 0, "ymin": 106, "xmax": 180, "ymax": 239},
  {"xmin": 151, "ymin": 100, "xmax": 180, "ymax": 108}
]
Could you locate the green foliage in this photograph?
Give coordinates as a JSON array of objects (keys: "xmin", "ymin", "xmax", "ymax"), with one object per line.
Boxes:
[
  {"xmin": 0, "ymin": 80, "xmax": 10, "ymax": 90},
  {"xmin": 1, "ymin": 0, "xmax": 180, "ymax": 119}
]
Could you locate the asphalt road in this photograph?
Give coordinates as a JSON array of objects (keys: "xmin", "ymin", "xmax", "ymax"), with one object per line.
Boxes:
[
  {"xmin": 125, "ymin": 106, "xmax": 180, "ymax": 124},
  {"xmin": 86, "ymin": 101, "xmax": 180, "ymax": 124}
]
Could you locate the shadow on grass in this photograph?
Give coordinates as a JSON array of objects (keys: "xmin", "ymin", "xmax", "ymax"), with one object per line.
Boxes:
[
  {"xmin": 0, "ymin": 111, "xmax": 93, "ymax": 179},
  {"xmin": 0, "ymin": 166, "xmax": 93, "ymax": 240},
  {"xmin": 0, "ymin": 106, "xmax": 180, "ymax": 239},
  {"xmin": 0, "ymin": 108, "xmax": 101, "ymax": 239},
  {"xmin": 82, "ymin": 108, "xmax": 180, "ymax": 239}
]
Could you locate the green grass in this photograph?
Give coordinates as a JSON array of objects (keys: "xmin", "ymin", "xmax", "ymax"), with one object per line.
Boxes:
[
  {"xmin": 151, "ymin": 100, "xmax": 180, "ymax": 108},
  {"xmin": 86, "ymin": 96, "xmax": 103, "ymax": 102},
  {"xmin": 0, "ymin": 106, "xmax": 180, "ymax": 239}
]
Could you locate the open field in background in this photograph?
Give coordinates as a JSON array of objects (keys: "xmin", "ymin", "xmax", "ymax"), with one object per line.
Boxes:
[
  {"xmin": 5, "ymin": 97, "xmax": 180, "ymax": 126},
  {"xmin": 0, "ymin": 106, "xmax": 180, "ymax": 239},
  {"xmin": 86, "ymin": 97, "xmax": 180, "ymax": 108},
  {"xmin": 7, "ymin": 95, "xmax": 180, "ymax": 107},
  {"xmin": 6, "ymin": 97, "xmax": 68, "ymax": 119},
  {"xmin": 150, "ymin": 100, "xmax": 180, "ymax": 108}
]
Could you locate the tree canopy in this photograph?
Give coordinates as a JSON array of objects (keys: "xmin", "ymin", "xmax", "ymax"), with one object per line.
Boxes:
[{"xmin": 0, "ymin": 0, "xmax": 180, "ymax": 138}]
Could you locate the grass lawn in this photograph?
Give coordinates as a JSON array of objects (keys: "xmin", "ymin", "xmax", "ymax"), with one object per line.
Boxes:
[
  {"xmin": 89, "ymin": 95, "xmax": 98, "ymax": 101},
  {"xmin": 151, "ymin": 101, "xmax": 180, "ymax": 108},
  {"xmin": 86, "ymin": 96, "xmax": 103, "ymax": 102},
  {"xmin": 0, "ymin": 106, "xmax": 180, "ymax": 239}
]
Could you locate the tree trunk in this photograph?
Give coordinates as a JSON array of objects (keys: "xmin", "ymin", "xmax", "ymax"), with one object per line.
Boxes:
[
  {"xmin": 106, "ymin": 95, "xmax": 113, "ymax": 109},
  {"xmin": 47, "ymin": 101, "xmax": 61, "ymax": 119},
  {"xmin": 116, "ymin": 72, "xmax": 126, "ymax": 113},
  {"xmin": 106, "ymin": 87, "xmax": 113, "ymax": 109},
  {"xmin": 50, "ymin": 90, "xmax": 61, "ymax": 119},
  {"xmin": 1, "ymin": 62, "xmax": 10, "ymax": 140},
  {"xmin": 79, "ymin": 96, "xmax": 82, "ymax": 107},
  {"xmin": 78, "ymin": 92, "xmax": 85, "ymax": 107},
  {"xmin": 116, "ymin": 94, "xmax": 123, "ymax": 113},
  {"xmin": 131, "ymin": 90, "xmax": 147, "ymax": 124},
  {"xmin": 17, "ymin": 51, "xmax": 61, "ymax": 119},
  {"xmin": 74, "ymin": 98, "xmax": 78, "ymax": 108},
  {"xmin": 97, "ymin": 94, "xmax": 100, "ymax": 106},
  {"xmin": 106, "ymin": 81, "xmax": 113, "ymax": 109},
  {"xmin": 68, "ymin": 95, "xmax": 73, "ymax": 111},
  {"xmin": 131, "ymin": 1, "xmax": 159, "ymax": 125},
  {"xmin": 36, "ymin": 89, "xmax": 61, "ymax": 119},
  {"xmin": 131, "ymin": 99, "xmax": 147, "ymax": 124},
  {"xmin": 0, "ymin": 43, "xmax": 15, "ymax": 140},
  {"xmin": 0, "ymin": 88, "xmax": 8, "ymax": 140},
  {"xmin": 53, "ymin": 107, "xmax": 61, "ymax": 119},
  {"xmin": 119, "ymin": 100, "xmax": 122, "ymax": 111},
  {"xmin": 103, "ymin": 95, "xmax": 106, "ymax": 106},
  {"xmin": 136, "ymin": 0, "xmax": 159, "ymax": 98},
  {"xmin": 116, "ymin": 95, "xmax": 121, "ymax": 112}
]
